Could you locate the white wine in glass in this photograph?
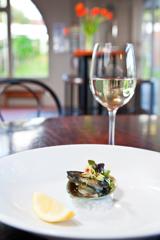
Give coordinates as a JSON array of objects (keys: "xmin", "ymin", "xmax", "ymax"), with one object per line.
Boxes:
[{"xmin": 90, "ymin": 43, "xmax": 137, "ymax": 145}]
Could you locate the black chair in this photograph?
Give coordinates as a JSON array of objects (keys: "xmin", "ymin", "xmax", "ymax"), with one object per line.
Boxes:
[
  {"xmin": 0, "ymin": 78, "xmax": 62, "ymax": 121},
  {"xmin": 62, "ymin": 73, "xmax": 83, "ymax": 115},
  {"xmin": 62, "ymin": 55, "xmax": 84, "ymax": 115},
  {"xmin": 118, "ymin": 79, "xmax": 154, "ymax": 114},
  {"xmin": 96, "ymin": 80, "xmax": 154, "ymax": 115}
]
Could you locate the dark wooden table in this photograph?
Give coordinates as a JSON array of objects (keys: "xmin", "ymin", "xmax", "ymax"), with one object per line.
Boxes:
[{"xmin": 0, "ymin": 114, "xmax": 160, "ymax": 240}]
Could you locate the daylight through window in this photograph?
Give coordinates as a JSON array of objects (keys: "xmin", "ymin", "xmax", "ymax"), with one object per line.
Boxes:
[
  {"xmin": 141, "ymin": 0, "xmax": 160, "ymax": 79},
  {"xmin": 0, "ymin": 0, "xmax": 48, "ymax": 78}
]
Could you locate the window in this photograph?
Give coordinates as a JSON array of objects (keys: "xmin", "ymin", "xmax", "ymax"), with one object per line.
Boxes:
[
  {"xmin": 0, "ymin": 0, "xmax": 48, "ymax": 78},
  {"xmin": 0, "ymin": 11, "xmax": 8, "ymax": 77},
  {"xmin": 141, "ymin": 0, "xmax": 160, "ymax": 79},
  {"xmin": 0, "ymin": 0, "xmax": 7, "ymax": 8}
]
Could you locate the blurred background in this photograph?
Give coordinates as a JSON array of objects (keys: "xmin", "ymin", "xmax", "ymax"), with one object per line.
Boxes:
[{"xmin": 0, "ymin": 0, "xmax": 159, "ymax": 119}]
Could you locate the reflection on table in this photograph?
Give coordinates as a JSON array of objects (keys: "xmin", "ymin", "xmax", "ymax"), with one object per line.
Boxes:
[{"xmin": 0, "ymin": 114, "xmax": 160, "ymax": 157}]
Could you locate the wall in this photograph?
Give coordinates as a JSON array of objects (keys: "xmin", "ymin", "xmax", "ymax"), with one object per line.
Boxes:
[
  {"xmin": 32, "ymin": 0, "xmax": 73, "ymax": 106},
  {"xmin": 32, "ymin": 0, "xmax": 143, "ymax": 106}
]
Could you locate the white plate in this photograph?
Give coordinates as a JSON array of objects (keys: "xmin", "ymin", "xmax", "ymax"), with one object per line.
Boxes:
[{"xmin": 0, "ymin": 144, "xmax": 160, "ymax": 239}]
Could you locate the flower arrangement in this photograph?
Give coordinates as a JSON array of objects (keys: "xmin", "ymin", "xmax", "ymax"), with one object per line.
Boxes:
[{"xmin": 75, "ymin": 2, "xmax": 113, "ymax": 49}]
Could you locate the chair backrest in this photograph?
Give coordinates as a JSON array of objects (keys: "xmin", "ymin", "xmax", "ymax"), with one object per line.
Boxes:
[
  {"xmin": 118, "ymin": 79, "xmax": 154, "ymax": 114},
  {"xmin": 0, "ymin": 78, "xmax": 62, "ymax": 121}
]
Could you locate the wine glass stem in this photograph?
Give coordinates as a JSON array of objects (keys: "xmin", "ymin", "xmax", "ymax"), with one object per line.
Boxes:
[{"xmin": 108, "ymin": 109, "xmax": 117, "ymax": 145}]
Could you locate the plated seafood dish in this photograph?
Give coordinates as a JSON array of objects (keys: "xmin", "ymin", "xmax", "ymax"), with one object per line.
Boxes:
[{"xmin": 67, "ymin": 160, "xmax": 116, "ymax": 199}]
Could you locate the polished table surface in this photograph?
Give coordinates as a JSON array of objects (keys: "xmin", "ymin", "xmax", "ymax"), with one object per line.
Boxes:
[{"xmin": 0, "ymin": 114, "xmax": 160, "ymax": 240}]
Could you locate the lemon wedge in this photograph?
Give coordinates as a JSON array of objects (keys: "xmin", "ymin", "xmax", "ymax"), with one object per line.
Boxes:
[{"xmin": 32, "ymin": 192, "xmax": 75, "ymax": 223}]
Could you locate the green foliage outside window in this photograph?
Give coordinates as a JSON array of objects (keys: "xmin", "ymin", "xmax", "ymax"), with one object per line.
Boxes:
[
  {"xmin": 0, "ymin": 0, "xmax": 49, "ymax": 78},
  {"xmin": 12, "ymin": 36, "xmax": 48, "ymax": 77},
  {"xmin": 13, "ymin": 36, "xmax": 39, "ymax": 60}
]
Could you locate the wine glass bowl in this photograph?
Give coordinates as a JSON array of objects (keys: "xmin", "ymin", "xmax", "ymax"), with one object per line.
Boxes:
[{"xmin": 90, "ymin": 43, "xmax": 136, "ymax": 145}]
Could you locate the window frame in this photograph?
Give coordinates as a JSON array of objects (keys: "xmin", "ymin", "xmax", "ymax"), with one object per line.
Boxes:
[
  {"xmin": 142, "ymin": 0, "xmax": 160, "ymax": 79},
  {"xmin": 0, "ymin": 0, "xmax": 48, "ymax": 78},
  {"xmin": 0, "ymin": 0, "xmax": 12, "ymax": 77}
]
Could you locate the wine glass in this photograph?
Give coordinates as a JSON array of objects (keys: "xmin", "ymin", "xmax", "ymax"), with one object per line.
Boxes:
[{"xmin": 90, "ymin": 43, "xmax": 136, "ymax": 145}]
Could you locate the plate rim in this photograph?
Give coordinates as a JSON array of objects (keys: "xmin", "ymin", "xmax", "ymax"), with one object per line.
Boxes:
[
  {"xmin": 0, "ymin": 211, "xmax": 160, "ymax": 240},
  {"xmin": 1, "ymin": 143, "xmax": 160, "ymax": 161}
]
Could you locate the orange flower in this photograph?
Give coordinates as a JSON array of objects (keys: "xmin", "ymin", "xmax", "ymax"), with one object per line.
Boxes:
[
  {"xmin": 100, "ymin": 8, "xmax": 108, "ymax": 17},
  {"xmin": 100, "ymin": 8, "xmax": 113, "ymax": 20},
  {"xmin": 74, "ymin": 2, "xmax": 113, "ymax": 41},
  {"xmin": 106, "ymin": 12, "xmax": 113, "ymax": 20},
  {"xmin": 75, "ymin": 2, "xmax": 87, "ymax": 17},
  {"xmin": 63, "ymin": 27, "xmax": 70, "ymax": 36},
  {"xmin": 91, "ymin": 7, "xmax": 100, "ymax": 16},
  {"xmin": 75, "ymin": 2, "xmax": 85, "ymax": 12}
]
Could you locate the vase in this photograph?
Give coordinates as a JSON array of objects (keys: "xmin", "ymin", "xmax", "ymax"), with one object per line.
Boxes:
[{"xmin": 84, "ymin": 33, "xmax": 94, "ymax": 50}]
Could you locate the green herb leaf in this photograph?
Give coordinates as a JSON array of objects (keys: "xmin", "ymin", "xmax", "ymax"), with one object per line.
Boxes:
[
  {"xmin": 88, "ymin": 160, "xmax": 96, "ymax": 168},
  {"xmin": 104, "ymin": 170, "xmax": 110, "ymax": 177}
]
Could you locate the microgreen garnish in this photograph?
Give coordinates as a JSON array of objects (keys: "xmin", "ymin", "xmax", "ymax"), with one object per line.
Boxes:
[{"xmin": 67, "ymin": 159, "xmax": 116, "ymax": 198}]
